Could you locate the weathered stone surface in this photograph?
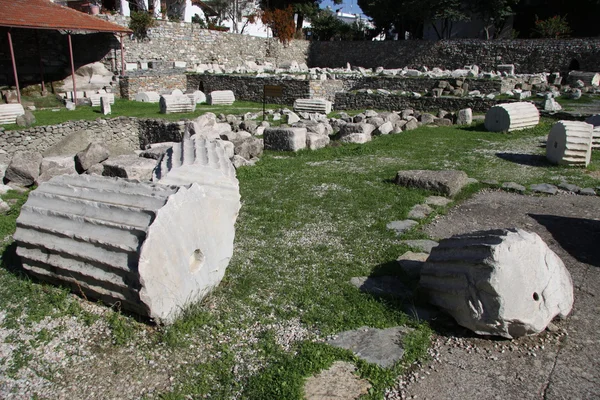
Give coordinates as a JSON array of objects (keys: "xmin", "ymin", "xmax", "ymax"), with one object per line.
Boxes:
[
  {"xmin": 328, "ymin": 326, "xmax": 413, "ymax": 368},
  {"xmin": 263, "ymin": 127, "xmax": 307, "ymax": 152},
  {"xmin": 567, "ymin": 71, "xmax": 600, "ymax": 87},
  {"xmin": 557, "ymin": 182, "xmax": 580, "ymax": 193},
  {"xmin": 387, "ymin": 219, "xmax": 418, "ymax": 235},
  {"xmin": 0, "ymin": 103, "xmax": 25, "ymax": 125},
  {"xmin": 395, "ymin": 170, "xmax": 469, "ymax": 197},
  {"xmin": 350, "ymin": 276, "xmax": 411, "ymax": 298},
  {"xmin": 75, "ymin": 143, "xmax": 110, "ymax": 172},
  {"xmin": 306, "ymin": 133, "xmax": 330, "ymax": 150},
  {"xmin": 85, "ymin": 163, "xmax": 104, "ymax": 176},
  {"xmin": 584, "ymin": 114, "xmax": 600, "ymax": 149},
  {"xmin": 16, "ymin": 110, "xmax": 36, "ymax": 127},
  {"xmin": 294, "ymin": 98, "xmax": 332, "ymax": 114},
  {"xmin": 234, "ymin": 137, "xmax": 263, "ymax": 159},
  {"xmin": 400, "ymin": 239, "xmax": 439, "ymax": 253},
  {"xmin": 579, "ymin": 187, "xmax": 597, "ymax": 196},
  {"xmin": 208, "ymin": 90, "xmax": 235, "ymax": 105},
  {"xmin": 546, "ymin": 121, "xmax": 593, "ymax": 167},
  {"xmin": 376, "ymin": 121, "xmax": 394, "ymax": 135},
  {"xmin": 425, "ymin": 196, "xmax": 452, "ymax": 207},
  {"xmin": 159, "ymin": 95, "xmax": 196, "ymax": 114},
  {"xmin": 37, "ymin": 156, "xmax": 77, "ymax": 184},
  {"xmin": 484, "ymin": 102, "xmax": 539, "ymax": 132},
  {"xmin": 408, "ymin": 204, "xmax": 434, "ymax": 219},
  {"xmin": 102, "ymin": 155, "xmax": 157, "ymax": 181},
  {"xmin": 336, "ymin": 123, "xmax": 375, "ymax": 144},
  {"xmin": 89, "ymin": 93, "xmax": 115, "ymax": 107},
  {"xmin": 135, "ymin": 91, "xmax": 160, "ymax": 103},
  {"xmin": 14, "ymin": 173, "xmax": 239, "ymax": 323},
  {"xmin": 231, "ymin": 155, "xmax": 257, "ymax": 168},
  {"xmin": 530, "ymin": 183, "xmax": 558, "ymax": 195},
  {"xmin": 420, "ymin": 228, "xmax": 574, "ymax": 338},
  {"xmin": 188, "ymin": 90, "xmax": 207, "ymax": 104},
  {"xmin": 544, "ymin": 98, "xmax": 562, "ymax": 112},
  {"xmin": 501, "ymin": 182, "xmax": 526, "ymax": 192},
  {"xmin": 304, "ymin": 361, "xmax": 370, "ymax": 400},
  {"xmin": 456, "ymin": 108, "xmax": 473, "ymax": 125},
  {"xmin": 397, "ymin": 251, "xmax": 429, "ymax": 279},
  {"xmin": 404, "ymin": 118, "xmax": 419, "ymax": 131},
  {"xmin": 100, "ymin": 96, "xmax": 111, "ymax": 115},
  {"xmin": 5, "ymin": 151, "xmax": 43, "ymax": 186},
  {"xmin": 139, "ymin": 142, "xmax": 177, "ymax": 160}
]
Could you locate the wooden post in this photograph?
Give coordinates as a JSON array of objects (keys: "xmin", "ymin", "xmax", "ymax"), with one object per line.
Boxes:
[
  {"xmin": 7, "ymin": 29, "xmax": 21, "ymax": 104},
  {"xmin": 67, "ymin": 32, "xmax": 77, "ymax": 104}
]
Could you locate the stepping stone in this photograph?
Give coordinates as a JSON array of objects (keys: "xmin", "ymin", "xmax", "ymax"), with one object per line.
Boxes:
[
  {"xmin": 400, "ymin": 239, "xmax": 439, "ymax": 253},
  {"xmin": 328, "ymin": 326, "xmax": 413, "ymax": 368},
  {"xmin": 424, "ymin": 196, "xmax": 452, "ymax": 207},
  {"xmin": 395, "ymin": 170, "xmax": 469, "ymax": 197},
  {"xmin": 530, "ymin": 183, "xmax": 558, "ymax": 195},
  {"xmin": 397, "ymin": 251, "xmax": 428, "ymax": 279},
  {"xmin": 501, "ymin": 182, "xmax": 526, "ymax": 193},
  {"xmin": 304, "ymin": 361, "xmax": 370, "ymax": 400},
  {"xmin": 408, "ymin": 204, "xmax": 433, "ymax": 219},
  {"xmin": 558, "ymin": 182, "xmax": 580, "ymax": 193},
  {"xmin": 350, "ymin": 276, "xmax": 411, "ymax": 298},
  {"xmin": 579, "ymin": 188, "xmax": 596, "ymax": 196},
  {"xmin": 386, "ymin": 220, "xmax": 417, "ymax": 235},
  {"xmin": 466, "ymin": 177, "xmax": 479, "ymax": 184}
]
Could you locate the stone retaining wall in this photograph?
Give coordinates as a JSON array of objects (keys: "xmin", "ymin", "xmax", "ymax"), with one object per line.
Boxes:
[
  {"xmin": 334, "ymin": 93, "xmax": 506, "ymax": 113},
  {"xmin": 1, "ymin": 118, "xmax": 185, "ymax": 155},
  {"xmin": 120, "ymin": 72, "xmax": 188, "ymax": 100},
  {"xmin": 343, "ymin": 77, "xmax": 503, "ymax": 94},
  {"xmin": 309, "ymin": 39, "xmax": 600, "ymax": 74}
]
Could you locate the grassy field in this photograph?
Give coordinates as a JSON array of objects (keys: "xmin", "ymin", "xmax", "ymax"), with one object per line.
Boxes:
[
  {"xmin": 1, "ymin": 98, "xmax": 283, "ymax": 131},
  {"xmin": 0, "ymin": 119, "xmax": 598, "ymax": 398}
]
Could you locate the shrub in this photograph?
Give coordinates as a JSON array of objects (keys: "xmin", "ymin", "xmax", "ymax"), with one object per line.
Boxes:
[
  {"xmin": 129, "ymin": 11, "xmax": 158, "ymax": 40},
  {"xmin": 261, "ymin": 6, "xmax": 296, "ymax": 45},
  {"xmin": 532, "ymin": 15, "xmax": 572, "ymax": 38}
]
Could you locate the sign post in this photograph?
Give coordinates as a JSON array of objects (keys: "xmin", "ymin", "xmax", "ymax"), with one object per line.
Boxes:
[{"xmin": 263, "ymin": 85, "xmax": 283, "ymax": 121}]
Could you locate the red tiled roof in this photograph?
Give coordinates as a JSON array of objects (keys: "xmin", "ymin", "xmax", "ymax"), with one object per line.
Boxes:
[{"xmin": 0, "ymin": 0, "xmax": 132, "ymax": 33}]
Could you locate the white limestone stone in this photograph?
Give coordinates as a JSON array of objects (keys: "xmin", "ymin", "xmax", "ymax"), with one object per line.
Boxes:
[
  {"xmin": 497, "ymin": 64, "xmax": 515, "ymax": 75},
  {"xmin": 14, "ymin": 174, "xmax": 239, "ymax": 323},
  {"xmin": 484, "ymin": 102, "xmax": 540, "ymax": 132},
  {"xmin": 125, "ymin": 63, "xmax": 138, "ymax": 71},
  {"xmin": 544, "ymin": 98, "xmax": 562, "ymax": 112},
  {"xmin": 420, "ymin": 228, "xmax": 573, "ymax": 338},
  {"xmin": 584, "ymin": 114, "xmax": 600, "ymax": 149},
  {"xmin": 171, "ymin": 89, "xmax": 184, "ymax": 96},
  {"xmin": 293, "ymin": 98, "xmax": 333, "ymax": 114},
  {"xmin": 102, "ymin": 155, "xmax": 158, "ymax": 181},
  {"xmin": 159, "ymin": 95, "xmax": 196, "ymax": 114},
  {"xmin": 100, "ymin": 96, "xmax": 111, "ymax": 115},
  {"xmin": 336, "ymin": 123, "xmax": 375, "ymax": 144},
  {"xmin": 546, "ymin": 120, "xmax": 593, "ymax": 167},
  {"xmin": 208, "ymin": 90, "xmax": 235, "ymax": 106},
  {"xmin": 456, "ymin": 108, "xmax": 473, "ymax": 125},
  {"xmin": 306, "ymin": 133, "xmax": 330, "ymax": 150},
  {"xmin": 0, "ymin": 103, "xmax": 25, "ymax": 125},
  {"xmin": 173, "ymin": 61, "xmax": 187, "ymax": 68},
  {"xmin": 135, "ymin": 92, "xmax": 161, "ymax": 103},
  {"xmin": 263, "ymin": 128, "xmax": 307, "ymax": 152},
  {"xmin": 567, "ymin": 71, "xmax": 600, "ymax": 87},
  {"xmin": 89, "ymin": 93, "xmax": 115, "ymax": 107},
  {"xmin": 188, "ymin": 90, "xmax": 207, "ymax": 104}
]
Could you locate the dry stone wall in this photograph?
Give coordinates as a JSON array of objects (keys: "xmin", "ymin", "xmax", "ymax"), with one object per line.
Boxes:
[
  {"xmin": 1, "ymin": 118, "xmax": 185, "ymax": 155},
  {"xmin": 334, "ymin": 92, "xmax": 502, "ymax": 113},
  {"xmin": 309, "ymin": 39, "xmax": 600, "ymax": 74},
  {"xmin": 120, "ymin": 72, "xmax": 188, "ymax": 100},
  {"xmin": 99, "ymin": 16, "xmax": 309, "ymax": 69}
]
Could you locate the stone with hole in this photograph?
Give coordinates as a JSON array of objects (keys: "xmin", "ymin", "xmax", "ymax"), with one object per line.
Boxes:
[{"xmin": 420, "ymin": 228, "xmax": 573, "ymax": 338}]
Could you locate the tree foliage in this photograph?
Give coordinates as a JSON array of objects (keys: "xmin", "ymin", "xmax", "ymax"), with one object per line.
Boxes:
[
  {"xmin": 261, "ymin": 5, "xmax": 296, "ymax": 44},
  {"xmin": 128, "ymin": 11, "xmax": 158, "ymax": 40},
  {"xmin": 470, "ymin": 0, "xmax": 520, "ymax": 39},
  {"xmin": 531, "ymin": 14, "xmax": 572, "ymax": 38},
  {"xmin": 309, "ymin": 9, "xmax": 372, "ymax": 41},
  {"xmin": 259, "ymin": 0, "xmax": 342, "ymax": 33}
]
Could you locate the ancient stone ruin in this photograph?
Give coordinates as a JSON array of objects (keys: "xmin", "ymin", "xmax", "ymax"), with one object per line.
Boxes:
[
  {"xmin": 420, "ymin": 228, "xmax": 574, "ymax": 338},
  {"xmin": 546, "ymin": 120, "xmax": 593, "ymax": 167},
  {"xmin": 484, "ymin": 102, "xmax": 540, "ymax": 132},
  {"xmin": 13, "ymin": 136, "xmax": 241, "ymax": 324}
]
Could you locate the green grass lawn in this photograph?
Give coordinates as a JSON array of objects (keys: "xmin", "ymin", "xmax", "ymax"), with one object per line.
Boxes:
[
  {"xmin": 1, "ymin": 98, "xmax": 283, "ymax": 131},
  {"xmin": 0, "ymin": 120, "xmax": 598, "ymax": 398}
]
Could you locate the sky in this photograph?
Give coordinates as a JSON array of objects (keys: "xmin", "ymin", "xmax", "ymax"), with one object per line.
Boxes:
[{"xmin": 319, "ymin": 0, "xmax": 366, "ymax": 17}]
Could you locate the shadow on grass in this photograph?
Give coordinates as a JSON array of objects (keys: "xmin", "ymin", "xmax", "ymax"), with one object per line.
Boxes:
[{"xmin": 496, "ymin": 152, "xmax": 550, "ymax": 167}]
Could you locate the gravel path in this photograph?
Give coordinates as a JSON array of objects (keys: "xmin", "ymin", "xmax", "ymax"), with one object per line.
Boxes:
[{"xmin": 385, "ymin": 191, "xmax": 600, "ymax": 400}]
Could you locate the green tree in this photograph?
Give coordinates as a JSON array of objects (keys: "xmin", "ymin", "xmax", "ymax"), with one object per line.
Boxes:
[
  {"xmin": 260, "ymin": 0, "xmax": 342, "ymax": 33},
  {"xmin": 429, "ymin": 0, "xmax": 469, "ymax": 39},
  {"xmin": 469, "ymin": 0, "xmax": 520, "ymax": 39}
]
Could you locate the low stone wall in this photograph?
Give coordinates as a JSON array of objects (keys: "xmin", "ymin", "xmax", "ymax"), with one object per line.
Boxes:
[
  {"xmin": 120, "ymin": 72, "xmax": 188, "ymax": 100},
  {"xmin": 1, "ymin": 118, "xmax": 186, "ymax": 155},
  {"xmin": 342, "ymin": 76, "xmax": 503, "ymax": 94},
  {"xmin": 188, "ymin": 74, "xmax": 312, "ymax": 105},
  {"xmin": 334, "ymin": 93, "xmax": 505, "ymax": 113}
]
